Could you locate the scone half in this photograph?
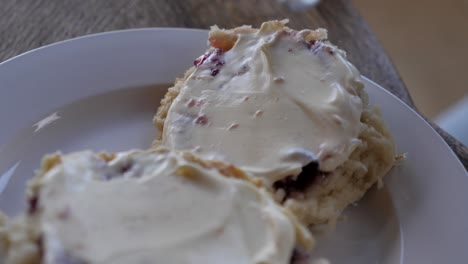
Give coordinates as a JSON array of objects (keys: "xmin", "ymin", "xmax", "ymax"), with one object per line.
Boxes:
[
  {"xmin": 154, "ymin": 20, "xmax": 396, "ymax": 225},
  {"xmin": 1, "ymin": 148, "xmax": 313, "ymax": 264}
]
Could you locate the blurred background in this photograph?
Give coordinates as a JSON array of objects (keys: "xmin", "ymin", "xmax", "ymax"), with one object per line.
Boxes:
[{"xmin": 354, "ymin": 0, "xmax": 468, "ymax": 144}]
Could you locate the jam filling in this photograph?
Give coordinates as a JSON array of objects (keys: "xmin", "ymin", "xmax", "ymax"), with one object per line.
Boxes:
[
  {"xmin": 193, "ymin": 48, "xmax": 225, "ymax": 76},
  {"xmin": 273, "ymin": 161, "xmax": 322, "ymax": 200},
  {"xmin": 290, "ymin": 248, "xmax": 311, "ymax": 264},
  {"xmin": 28, "ymin": 196, "xmax": 39, "ymax": 215}
]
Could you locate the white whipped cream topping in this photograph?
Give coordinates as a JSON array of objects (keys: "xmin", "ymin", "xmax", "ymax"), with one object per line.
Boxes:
[
  {"xmin": 162, "ymin": 21, "xmax": 365, "ymax": 185},
  {"xmin": 35, "ymin": 149, "xmax": 312, "ymax": 264}
]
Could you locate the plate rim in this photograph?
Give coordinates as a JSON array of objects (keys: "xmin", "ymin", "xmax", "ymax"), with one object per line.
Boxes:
[
  {"xmin": 0, "ymin": 27, "xmax": 208, "ymax": 67},
  {"xmin": 362, "ymin": 77, "xmax": 465, "ymax": 170}
]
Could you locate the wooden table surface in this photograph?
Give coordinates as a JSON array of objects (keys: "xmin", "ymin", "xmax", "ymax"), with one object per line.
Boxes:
[{"xmin": 1, "ymin": 0, "xmax": 467, "ymax": 169}]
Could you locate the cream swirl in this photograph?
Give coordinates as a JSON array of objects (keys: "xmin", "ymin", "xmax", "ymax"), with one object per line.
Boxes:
[
  {"xmin": 162, "ymin": 21, "xmax": 365, "ymax": 185},
  {"xmin": 33, "ymin": 149, "xmax": 313, "ymax": 264}
]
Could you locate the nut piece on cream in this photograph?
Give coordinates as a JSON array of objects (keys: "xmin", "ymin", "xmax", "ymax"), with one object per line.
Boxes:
[{"xmin": 1, "ymin": 148, "xmax": 313, "ymax": 264}]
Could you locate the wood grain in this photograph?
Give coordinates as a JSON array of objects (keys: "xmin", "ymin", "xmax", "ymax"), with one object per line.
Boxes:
[{"xmin": 0, "ymin": 0, "xmax": 466, "ymax": 168}]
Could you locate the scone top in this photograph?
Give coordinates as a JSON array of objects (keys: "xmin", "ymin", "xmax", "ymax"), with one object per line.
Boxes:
[
  {"xmin": 17, "ymin": 148, "xmax": 313, "ymax": 264},
  {"xmin": 161, "ymin": 20, "xmax": 366, "ymax": 186}
]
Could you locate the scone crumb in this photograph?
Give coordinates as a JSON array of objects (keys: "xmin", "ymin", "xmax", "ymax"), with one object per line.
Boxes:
[
  {"xmin": 40, "ymin": 153, "xmax": 61, "ymax": 172},
  {"xmin": 98, "ymin": 152, "xmax": 116, "ymax": 162}
]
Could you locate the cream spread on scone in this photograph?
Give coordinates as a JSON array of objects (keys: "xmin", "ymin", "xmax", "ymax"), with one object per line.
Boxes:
[
  {"xmin": 30, "ymin": 149, "xmax": 313, "ymax": 264},
  {"xmin": 162, "ymin": 21, "xmax": 364, "ymax": 185}
]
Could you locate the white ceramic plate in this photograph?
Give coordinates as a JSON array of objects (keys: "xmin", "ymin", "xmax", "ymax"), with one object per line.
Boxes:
[{"xmin": 0, "ymin": 29, "xmax": 467, "ymax": 263}]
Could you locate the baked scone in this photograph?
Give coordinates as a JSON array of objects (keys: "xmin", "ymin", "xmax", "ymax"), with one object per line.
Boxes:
[
  {"xmin": 0, "ymin": 148, "xmax": 313, "ymax": 264},
  {"xmin": 154, "ymin": 20, "xmax": 396, "ymax": 225}
]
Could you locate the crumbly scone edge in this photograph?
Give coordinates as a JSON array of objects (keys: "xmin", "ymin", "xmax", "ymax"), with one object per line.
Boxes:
[{"xmin": 284, "ymin": 106, "xmax": 396, "ymax": 226}]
